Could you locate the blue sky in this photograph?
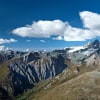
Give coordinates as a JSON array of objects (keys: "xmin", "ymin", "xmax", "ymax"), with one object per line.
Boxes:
[{"xmin": 0, "ymin": 0, "xmax": 100, "ymax": 51}]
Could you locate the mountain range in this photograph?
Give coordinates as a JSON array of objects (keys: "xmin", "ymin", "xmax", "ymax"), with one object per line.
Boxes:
[{"xmin": 0, "ymin": 39, "xmax": 100, "ymax": 100}]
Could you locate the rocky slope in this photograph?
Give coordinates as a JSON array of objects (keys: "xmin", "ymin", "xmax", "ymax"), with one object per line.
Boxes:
[{"xmin": 8, "ymin": 51, "xmax": 68, "ymax": 95}]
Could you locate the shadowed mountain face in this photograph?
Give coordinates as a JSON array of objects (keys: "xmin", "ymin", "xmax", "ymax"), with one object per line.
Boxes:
[
  {"xmin": 9, "ymin": 52, "xmax": 67, "ymax": 95},
  {"xmin": 0, "ymin": 40, "xmax": 100, "ymax": 99},
  {"xmin": 0, "ymin": 86, "xmax": 13, "ymax": 100},
  {"xmin": 91, "ymin": 39, "xmax": 100, "ymax": 49}
]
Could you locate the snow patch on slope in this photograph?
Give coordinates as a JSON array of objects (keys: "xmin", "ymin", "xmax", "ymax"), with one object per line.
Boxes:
[{"xmin": 68, "ymin": 46, "xmax": 84, "ymax": 53}]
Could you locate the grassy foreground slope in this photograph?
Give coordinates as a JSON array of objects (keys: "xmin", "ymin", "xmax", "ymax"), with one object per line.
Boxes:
[
  {"xmin": 0, "ymin": 61, "xmax": 9, "ymax": 83},
  {"xmin": 18, "ymin": 64, "xmax": 100, "ymax": 100},
  {"xmin": 36, "ymin": 70, "xmax": 100, "ymax": 100}
]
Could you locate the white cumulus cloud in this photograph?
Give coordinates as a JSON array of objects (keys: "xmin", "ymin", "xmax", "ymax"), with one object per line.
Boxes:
[
  {"xmin": 80, "ymin": 11, "xmax": 100, "ymax": 37},
  {"xmin": 0, "ymin": 38, "xmax": 17, "ymax": 44},
  {"xmin": 80, "ymin": 11, "xmax": 100, "ymax": 30},
  {"xmin": 12, "ymin": 20, "xmax": 67, "ymax": 38},
  {"xmin": 52, "ymin": 36, "xmax": 63, "ymax": 40},
  {"xmin": 64, "ymin": 27, "xmax": 95, "ymax": 41},
  {"xmin": 26, "ymin": 40, "xmax": 31, "ymax": 42},
  {"xmin": 12, "ymin": 11, "xmax": 100, "ymax": 41},
  {"xmin": 40, "ymin": 40, "xmax": 46, "ymax": 42}
]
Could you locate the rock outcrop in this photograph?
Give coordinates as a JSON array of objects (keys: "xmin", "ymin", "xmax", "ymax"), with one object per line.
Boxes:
[{"xmin": 9, "ymin": 52, "xmax": 67, "ymax": 95}]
